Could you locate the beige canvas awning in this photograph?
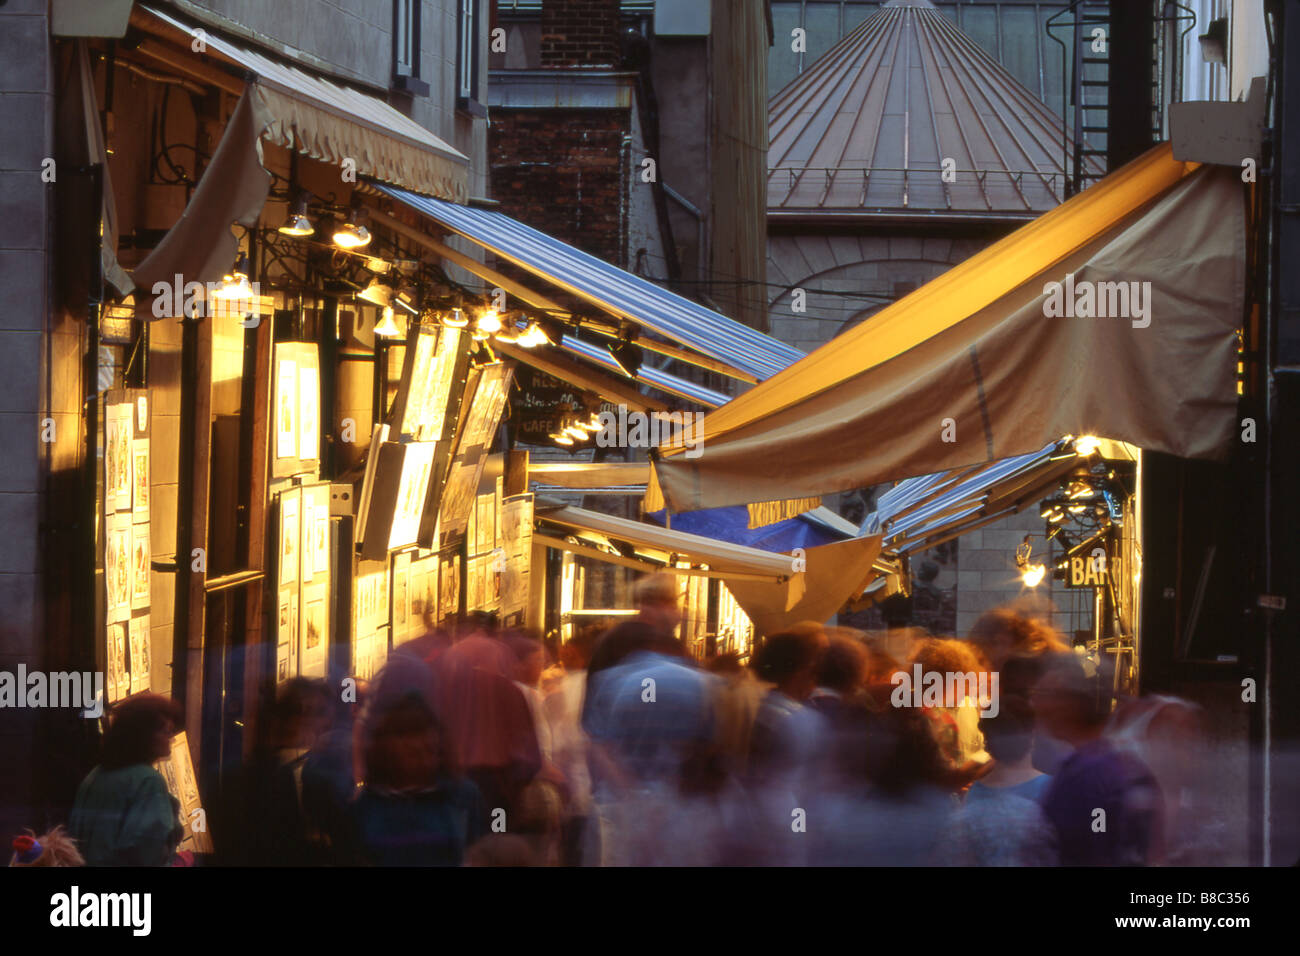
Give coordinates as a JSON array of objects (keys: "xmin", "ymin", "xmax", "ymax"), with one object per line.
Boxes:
[
  {"xmin": 132, "ymin": 5, "xmax": 469, "ymax": 293},
  {"xmin": 535, "ymin": 504, "xmax": 883, "ymax": 634},
  {"xmin": 654, "ymin": 144, "xmax": 1245, "ymax": 511}
]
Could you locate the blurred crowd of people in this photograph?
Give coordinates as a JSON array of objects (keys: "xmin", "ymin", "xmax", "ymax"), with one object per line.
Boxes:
[{"xmin": 12, "ymin": 574, "xmax": 1227, "ymax": 867}]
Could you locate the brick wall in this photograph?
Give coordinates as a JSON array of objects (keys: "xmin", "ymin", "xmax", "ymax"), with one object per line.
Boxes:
[
  {"xmin": 489, "ymin": 107, "xmax": 629, "ymax": 266},
  {"xmin": 541, "ymin": 0, "xmax": 621, "ymax": 68}
]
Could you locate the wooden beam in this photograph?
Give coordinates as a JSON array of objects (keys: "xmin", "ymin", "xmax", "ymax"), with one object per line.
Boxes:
[{"xmin": 494, "ymin": 341, "xmax": 666, "ymax": 413}]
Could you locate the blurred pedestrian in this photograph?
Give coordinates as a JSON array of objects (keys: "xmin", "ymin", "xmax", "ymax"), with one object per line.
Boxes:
[{"xmin": 69, "ymin": 694, "xmax": 184, "ymax": 866}]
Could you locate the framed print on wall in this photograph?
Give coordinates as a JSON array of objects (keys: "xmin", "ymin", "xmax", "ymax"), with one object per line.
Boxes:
[{"xmin": 278, "ymin": 488, "xmax": 301, "ymax": 588}]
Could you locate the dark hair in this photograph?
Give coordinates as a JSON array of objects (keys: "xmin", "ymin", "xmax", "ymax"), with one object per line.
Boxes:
[
  {"xmin": 102, "ymin": 694, "xmax": 183, "ymax": 770},
  {"xmin": 817, "ymin": 636, "xmax": 868, "ymax": 693},
  {"xmin": 1038, "ymin": 652, "xmax": 1109, "ymax": 727},
  {"xmin": 981, "ymin": 694, "xmax": 1035, "ymax": 763},
  {"xmin": 363, "ymin": 692, "xmax": 456, "ymax": 788},
  {"xmin": 865, "ymin": 706, "xmax": 946, "ymax": 795},
  {"xmin": 969, "ymin": 609, "xmax": 1068, "ymax": 661},
  {"xmin": 753, "ymin": 630, "xmax": 823, "ymax": 684},
  {"xmin": 704, "ymin": 652, "xmax": 744, "ymax": 675}
]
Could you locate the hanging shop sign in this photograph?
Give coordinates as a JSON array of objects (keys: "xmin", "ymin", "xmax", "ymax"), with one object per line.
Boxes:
[
  {"xmin": 513, "ymin": 366, "xmax": 594, "ymax": 444},
  {"xmin": 1063, "ymin": 548, "xmax": 1118, "ymax": 589}
]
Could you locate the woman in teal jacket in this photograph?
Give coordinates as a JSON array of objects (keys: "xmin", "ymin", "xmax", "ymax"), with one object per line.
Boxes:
[{"xmin": 70, "ymin": 694, "xmax": 185, "ymax": 866}]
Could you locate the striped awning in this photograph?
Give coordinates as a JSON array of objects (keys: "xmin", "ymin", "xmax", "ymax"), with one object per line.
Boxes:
[
  {"xmin": 141, "ymin": 6, "xmax": 469, "ymax": 201},
  {"xmin": 373, "ymin": 184, "xmax": 803, "ymax": 382}
]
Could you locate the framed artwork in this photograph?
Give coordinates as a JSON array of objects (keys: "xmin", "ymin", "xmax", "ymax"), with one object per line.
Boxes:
[
  {"xmin": 439, "ymin": 555, "xmax": 459, "ymax": 622},
  {"xmin": 300, "ymin": 582, "xmax": 329, "ymax": 678},
  {"xmin": 278, "ymin": 488, "xmax": 300, "ymax": 587},
  {"xmin": 154, "ymin": 732, "xmax": 213, "ymax": 855},
  {"xmin": 299, "ymin": 483, "xmax": 331, "ymax": 583},
  {"xmin": 426, "ymin": 327, "xmax": 463, "ymax": 441},
  {"xmin": 104, "ymin": 403, "xmax": 133, "ymax": 514},
  {"xmin": 467, "ymin": 554, "xmax": 485, "ymax": 611},
  {"xmin": 392, "ymin": 551, "xmax": 411, "ymax": 642},
  {"xmin": 388, "ymin": 442, "xmax": 436, "ymax": 550},
  {"xmin": 298, "ymin": 363, "xmax": 320, "ymax": 463},
  {"xmin": 438, "ymin": 458, "xmax": 481, "ymax": 542},
  {"xmin": 459, "ymin": 362, "xmax": 513, "ymax": 452},
  {"xmin": 289, "ymin": 593, "xmax": 299, "ymax": 676},
  {"xmin": 105, "ymin": 514, "xmax": 131, "ymax": 625},
  {"xmin": 400, "ymin": 326, "xmax": 464, "ymax": 442},
  {"xmin": 128, "ymin": 614, "xmax": 150, "ymax": 696},
  {"xmin": 275, "ymin": 356, "xmax": 298, "ymax": 460},
  {"xmin": 354, "ymin": 424, "xmax": 390, "ymax": 545},
  {"xmin": 130, "ymin": 522, "xmax": 151, "ymax": 610},
  {"xmin": 277, "ymin": 585, "xmax": 295, "ymax": 683},
  {"xmin": 500, "ymin": 494, "xmax": 534, "ymax": 618},
  {"xmin": 107, "ymin": 622, "xmax": 127, "ymax": 703},
  {"xmin": 475, "ymin": 494, "xmax": 494, "ymax": 556},
  {"xmin": 403, "ymin": 327, "xmax": 436, "ymax": 439},
  {"xmin": 131, "ymin": 439, "xmax": 150, "ymax": 523}
]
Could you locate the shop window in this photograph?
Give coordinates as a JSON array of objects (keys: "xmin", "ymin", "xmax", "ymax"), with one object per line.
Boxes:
[
  {"xmin": 393, "ymin": 0, "xmax": 430, "ymax": 95},
  {"xmin": 457, "ymin": 0, "xmax": 486, "ymax": 116}
]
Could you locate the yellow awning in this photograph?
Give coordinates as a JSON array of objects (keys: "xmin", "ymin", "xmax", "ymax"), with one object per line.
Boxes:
[{"xmin": 655, "ymin": 144, "xmax": 1245, "ymax": 511}]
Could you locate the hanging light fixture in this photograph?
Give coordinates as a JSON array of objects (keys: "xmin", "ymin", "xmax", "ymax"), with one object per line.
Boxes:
[
  {"xmin": 333, "ymin": 201, "xmax": 371, "ymax": 249},
  {"xmin": 607, "ymin": 330, "xmax": 642, "ymax": 378},
  {"xmin": 373, "ymin": 305, "xmax": 401, "ymax": 338},
  {"xmin": 212, "ymin": 253, "xmax": 253, "ymax": 300},
  {"xmin": 516, "ymin": 321, "xmax": 552, "ymax": 349},
  {"xmin": 442, "ymin": 307, "xmax": 469, "ymax": 328},
  {"xmin": 1021, "ymin": 564, "xmax": 1047, "ymax": 588},
  {"xmin": 494, "ymin": 323, "xmax": 523, "ymax": 344},
  {"xmin": 550, "ymin": 432, "xmax": 575, "ymax": 447},
  {"xmin": 278, "ymin": 193, "xmax": 314, "ymax": 237},
  {"xmin": 357, "ymin": 277, "xmax": 393, "ymax": 307},
  {"xmin": 1074, "ymin": 435, "xmax": 1101, "ymax": 456},
  {"xmin": 476, "ymin": 307, "xmax": 503, "ymax": 335}
]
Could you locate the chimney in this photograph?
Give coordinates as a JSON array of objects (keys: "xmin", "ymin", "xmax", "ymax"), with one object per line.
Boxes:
[{"xmin": 541, "ymin": 0, "xmax": 621, "ymax": 68}]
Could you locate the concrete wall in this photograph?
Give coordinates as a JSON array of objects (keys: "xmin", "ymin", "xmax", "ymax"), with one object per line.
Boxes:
[
  {"xmin": 766, "ymin": 233, "xmax": 989, "ymax": 352},
  {"xmin": 179, "ymin": 0, "xmax": 488, "ymax": 193},
  {"xmin": 0, "ymin": 0, "xmax": 50, "ymax": 842}
]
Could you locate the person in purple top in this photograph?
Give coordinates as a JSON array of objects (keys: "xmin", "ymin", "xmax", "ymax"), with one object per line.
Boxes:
[{"xmin": 1032, "ymin": 653, "xmax": 1164, "ymax": 866}]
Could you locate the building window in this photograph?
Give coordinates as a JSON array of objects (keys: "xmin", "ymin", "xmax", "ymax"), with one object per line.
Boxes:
[
  {"xmin": 457, "ymin": 0, "xmax": 485, "ymax": 114},
  {"xmin": 393, "ymin": 0, "xmax": 429, "ymax": 93}
]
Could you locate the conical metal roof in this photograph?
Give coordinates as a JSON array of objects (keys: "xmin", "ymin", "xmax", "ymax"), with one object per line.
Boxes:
[{"xmin": 769, "ymin": 0, "xmax": 1098, "ymax": 218}]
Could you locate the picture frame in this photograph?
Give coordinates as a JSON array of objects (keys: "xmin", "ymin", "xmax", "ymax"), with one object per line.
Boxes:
[
  {"xmin": 105, "ymin": 514, "xmax": 131, "ymax": 625},
  {"xmin": 300, "ymin": 582, "xmax": 329, "ymax": 678},
  {"xmin": 130, "ymin": 522, "xmax": 151, "ymax": 610},
  {"xmin": 131, "ymin": 439, "xmax": 150, "ymax": 523},
  {"xmin": 388, "ymin": 442, "xmax": 436, "ymax": 551},
  {"xmin": 278, "ymin": 488, "xmax": 301, "ymax": 587},
  {"xmin": 275, "ymin": 355, "xmax": 298, "ymax": 460},
  {"xmin": 107, "ymin": 622, "xmax": 127, "ymax": 703},
  {"xmin": 439, "ymin": 554, "xmax": 459, "ymax": 623},
  {"xmin": 128, "ymin": 614, "xmax": 151, "ymax": 696}
]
